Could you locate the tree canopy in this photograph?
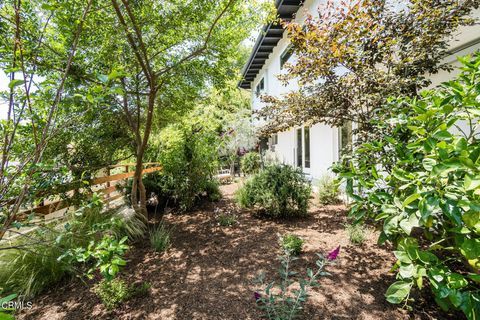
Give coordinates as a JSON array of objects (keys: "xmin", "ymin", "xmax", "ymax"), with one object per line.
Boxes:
[{"xmin": 257, "ymin": 0, "xmax": 480, "ymax": 138}]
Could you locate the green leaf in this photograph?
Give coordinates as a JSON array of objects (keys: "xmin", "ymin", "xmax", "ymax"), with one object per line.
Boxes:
[
  {"xmin": 422, "ymin": 158, "xmax": 437, "ymax": 171},
  {"xmin": 447, "ymin": 273, "xmax": 468, "ymax": 289},
  {"xmin": 8, "ymin": 79, "xmax": 25, "ymax": 89},
  {"xmin": 403, "ymin": 193, "xmax": 420, "ymax": 208},
  {"xmin": 464, "ymin": 174, "xmax": 480, "ymax": 191},
  {"xmin": 433, "ymin": 130, "xmax": 452, "ymax": 141},
  {"xmin": 385, "ymin": 281, "xmax": 412, "ymax": 304}
]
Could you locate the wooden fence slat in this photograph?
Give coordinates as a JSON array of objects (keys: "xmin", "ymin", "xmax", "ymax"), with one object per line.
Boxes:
[{"xmin": 13, "ymin": 165, "xmax": 162, "ymax": 222}]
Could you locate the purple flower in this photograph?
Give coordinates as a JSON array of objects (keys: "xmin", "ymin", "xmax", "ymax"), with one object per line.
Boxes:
[
  {"xmin": 254, "ymin": 291, "xmax": 261, "ymax": 301},
  {"xmin": 326, "ymin": 246, "xmax": 340, "ymax": 261}
]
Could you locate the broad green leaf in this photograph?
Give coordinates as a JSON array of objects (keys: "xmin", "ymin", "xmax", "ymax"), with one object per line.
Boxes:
[
  {"xmin": 8, "ymin": 79, "xmax": 25, "ymax": 89},
  {"xmin": 385, "ymin": 281, "xmax": 412, "ymax": 304}
]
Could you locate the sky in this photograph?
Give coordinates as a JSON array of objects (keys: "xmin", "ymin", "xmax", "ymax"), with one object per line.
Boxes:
[{"xmin": 0, "ymin": 72, "xmax": 8, "ymax": 120}]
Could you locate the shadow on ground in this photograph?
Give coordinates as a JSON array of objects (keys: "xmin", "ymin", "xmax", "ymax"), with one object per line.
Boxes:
[{"xmin": 19, "ymin": 183, "xmax": 452, "ymax": 320}]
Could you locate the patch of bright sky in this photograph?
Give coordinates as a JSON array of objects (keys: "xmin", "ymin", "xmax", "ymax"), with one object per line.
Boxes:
[{"xmin": 0, "ymin": 72, "xmax": 8, "ymax": 120}]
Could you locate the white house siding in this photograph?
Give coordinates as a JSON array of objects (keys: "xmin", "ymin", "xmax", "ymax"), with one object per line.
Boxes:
[{"xmin": 249, "ymin": 1, "xmax": 480, "ymax": 181}]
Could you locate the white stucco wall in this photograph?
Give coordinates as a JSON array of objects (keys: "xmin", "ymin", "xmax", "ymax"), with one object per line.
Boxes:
[{"xmin": 250, "ymin": 1, "xmax": 480, "ymax": 180}]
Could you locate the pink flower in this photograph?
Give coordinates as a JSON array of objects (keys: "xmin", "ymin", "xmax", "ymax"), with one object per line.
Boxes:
[{"xmin": 326, "ymin": 246, "xmax": 340, "ymax": 261}]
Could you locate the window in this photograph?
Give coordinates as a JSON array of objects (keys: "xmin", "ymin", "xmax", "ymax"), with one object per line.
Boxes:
[
  {"xmin": 296, "ymin": 127, "xmax": 310, "ymax": 169},
  {"xmin": 296, "ymin": 128, "xmax": 302, "ymax": 168},
  {"xmin": 280, "ymin": 45, "xmax": 294, "ymax": 69},
  {"xmin": 269, "ymin": 134, "xmax": 278, "ymax": 151},
  {"xmin": 304, "ymin": 127, "xmax": 310, "ymax": 168},
  {"xmin": 255, "ymin": 77, "xmax": 264, "ymax": 97}
]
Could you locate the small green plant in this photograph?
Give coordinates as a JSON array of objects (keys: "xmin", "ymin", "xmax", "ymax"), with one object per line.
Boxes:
[
  {"xmin": 149, "ymin": 223, "xmax": 171, "ymax": 253},
  {"xmin": 241, "ymin": 152, "xmax": 261, "ymax": 175},
  {"xmin": 61, "ymin": 235, "xmax": 129, "ymax": 281},
  {"xmin": 236, "ymin": 164, "xmax": 311, "ymax": 218},
  {"xmin": 94, "ymin": 278, "xmax": 130, "ymax": 310},
  {"xmin": 0, "ymin": 234, "xmax": 73, "ymax": 298},
  {"xmin": 317, "ymin": 174, "xmax": 341, "ymax": 205},
  {"xmin": 254, "ymin": 246, "xmax": 340, "ymax": 319},
  {"xmin": 94, "ymin": 280, "xmax": 151, "ymax": 310},
  {"xmin": 345, "ymin": 223, "xmax": 368, "ymax": 245},
  {"xmin": 0, "ymin": 199, "xmax": 139, "ymax": 299},
  {"xmin": 217, "ymin": 213, "xmax": 237, "ymax": 227},
  {"xmin": 130, "ymin": 282, "xmax": 152, "ymax": 297},
  {"xmin": 280, "ymin": 234, "xmax": 304, "ymax": 255}
]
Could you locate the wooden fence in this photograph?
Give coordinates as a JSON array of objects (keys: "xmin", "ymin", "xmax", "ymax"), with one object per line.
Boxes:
[{"xmin": 14, "ymin": 163, "xmax": 162, "ymax": 222}]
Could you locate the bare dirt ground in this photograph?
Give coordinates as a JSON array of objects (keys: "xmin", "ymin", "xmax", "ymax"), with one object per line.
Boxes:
[{"xmin": 18, "ymin": 183, "xmax": 455, "ymax": 319}]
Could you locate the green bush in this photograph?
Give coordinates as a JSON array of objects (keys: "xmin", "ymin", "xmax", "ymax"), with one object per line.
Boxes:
[
  {"xmin": 317, "ymin": 174, "xmax": 341, "ymax": 205},
  {"xmin": 334, "ymin": 53, "xmax": 480, "ymax": 319},
  {"xmin": 241, "ymin": 152, "xmax": 261, "ymax": 175},
  {"xmin": 236, "ymin": 164, "xmax": 311, "ymax": 218},
  {"xmin": 149, "ymin": 223, "xmax": 171, "ymax": 253},
  {"xmin": 94, "ymin": 278, "xmax": 130, "ymax": 310},
  {"xmin": 217, "ymin": 213, "xmax": 237, "ymax": 227},
  {"xmin": 0, "ymin": 196, "xmax": 139, "ymax": 298},
  {"xmin": 0, "ymin": 234, "xmax": 72, "ymax": 298},
  {"xmin": 345, "ymin": 223, "xmax": 368, "ymax": 245},
  {"xmin": 280, "ymin": 234, "xmax": 304, "ymax": 255},
  {"xmin": 145, "ymin": 119, "xmax": 220, "ymax": 211}
]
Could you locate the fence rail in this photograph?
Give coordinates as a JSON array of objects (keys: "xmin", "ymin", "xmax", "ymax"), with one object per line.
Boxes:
[{"xmin": 14, "ymin": 163, "xmax": 162, "ymax": 222}]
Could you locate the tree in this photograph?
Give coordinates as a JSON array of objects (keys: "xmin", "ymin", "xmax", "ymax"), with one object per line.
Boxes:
[
  {"xmin": 0, "ymin": 0, "xmax": 268, "ymax": 238},
  {"xmin": 257, "ymin": 0, "xmax": 480, "ymax": 139},
  {"xmin": 0, "ymin": 0, "xmax": 96, "ymax": 239},
  {"xmin": 94, "ymin": 0, "xmax": 265, "ymax": 216}
]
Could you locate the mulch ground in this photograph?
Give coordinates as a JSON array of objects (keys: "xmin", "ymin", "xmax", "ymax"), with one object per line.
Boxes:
[{"xmin": 18, "ymin": 183, "xmax": 457, "ymax": 319}]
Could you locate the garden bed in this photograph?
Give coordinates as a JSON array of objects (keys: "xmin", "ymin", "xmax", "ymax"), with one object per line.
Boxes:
[{"xmin": 18, "ymin": 184, "xmax": 451, "ymax": 319}]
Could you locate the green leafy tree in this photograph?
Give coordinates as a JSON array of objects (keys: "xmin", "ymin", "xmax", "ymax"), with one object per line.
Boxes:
[
  {"xmin": 334, "ymin": 54, "xmax": 480, "ymax": 319},
  {"xmin": 257, "ymin": 0, "xmax": 480, "ymax": 138}
]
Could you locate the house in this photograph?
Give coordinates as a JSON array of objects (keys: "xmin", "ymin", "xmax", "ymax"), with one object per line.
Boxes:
[{"xmin": 239, "ymin": 0, "xmax": 480, "ymax": 181}]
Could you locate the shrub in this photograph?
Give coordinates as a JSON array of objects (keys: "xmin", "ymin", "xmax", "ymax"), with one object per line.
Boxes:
[
  {"xmin": 317, "ymin": 174, "xmax": 341, "ymax": 205},
  {"xmin": 146, "ymin": 120, "xmax": 220, "ymax": 211},
  {"xmin": 345, "ymin": 223, "xmax": 368, "ymax": 245},
  {"xmin": 94, "ymin": 278, "xmax": 130, "ymax": 310},
  {"xmin": 0, "ymin": 234, "xmax": 72, "ymax": 298},
  {"xmin": 241, "ymin": 152, "xmax": 261, "ymax": 175},
  {"xmin": 94, "ymin": 279, "xmax": 151, "ymax": 310},
  {"xmin": 0, "ymin": 197, "xmax": 138, "ymax": 298},
  {"xmin": 334, "ymin": 54, "xmax": 480, "ymax": 318},
  {"xmin": 217, "ymin": 213, "xmax": 237, "ymax": 227},
  {"xmin": 280, "ymin": 234, "xmax": 304, "ymax": 255},
  {"xmin": 254, "ymin": 247, "xmax": 339, "ymax": 319},
  {"xmin": 149, "ymin": 223, "xmax": 171, "ymax": 253},
  {"xmin": 236, "ymin": 164, "xmax": 311, "ymax": 218}
]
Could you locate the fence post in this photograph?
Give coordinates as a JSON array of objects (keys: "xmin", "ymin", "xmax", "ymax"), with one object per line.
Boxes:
[{"xmin": 106, "ymin": 167, "xmax": 111, "ymax": 209}]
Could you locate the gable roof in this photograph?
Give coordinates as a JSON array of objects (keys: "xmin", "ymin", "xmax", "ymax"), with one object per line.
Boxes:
[{"xmin": 238, "ymin": 0, "xmax": 303, "ymax": 89}]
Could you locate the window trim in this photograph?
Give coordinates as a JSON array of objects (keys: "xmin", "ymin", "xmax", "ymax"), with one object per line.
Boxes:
[{"xmin": 255, "ymin": 77, "xmax": 265, "ymax": 97}]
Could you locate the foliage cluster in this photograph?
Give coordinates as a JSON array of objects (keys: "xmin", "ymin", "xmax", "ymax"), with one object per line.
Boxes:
[
  {"xmin": 254, "ymin": 249, "xmax": 338, "ymax": 319},
  {"xmin": 217, "ymin": 213, "xmax": 238, "ymax": 227},
  {"xmin": 334, "ymin": 55, "xmax": 480, "ymax": 318},
  {"xmin": 236, "ymin": 164, "xmax": 312, "ymax": 218},
  {"xmin": 241, "ymin": 152, "xmax": 261, "ymax": 175},
  {"xmin": 0, "ymin": 197, "xmax": 142, "ymax": 298},
  {"xmin": 149, "ymin": 223, "xmax": 171, "ymax": 253},
  {"xmin": 257, "ymin": 0, "xmax": 480, "ymax": 139},
  {"xmin": 280, "ymin": 234, "xmax": 304, "ymax": 256},
  {"xmin": 146, "ymin": 107, "xmax": 222, "ymax": 211},
  {"xmin": 345, "ymin": 223, "xmax": 368, "ymax": 245},
  {"xmin": 94, "ymin": 279, "xmax": 151, "ymax": 310},
  {"xmin": 317, "ymin": 175, "xmax": 341, "ymax": 205}
]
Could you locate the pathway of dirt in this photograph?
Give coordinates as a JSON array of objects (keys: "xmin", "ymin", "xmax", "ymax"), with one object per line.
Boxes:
[{"xmin": 19, "ymin": 183, "xmax": 448, "ymax": 319}]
